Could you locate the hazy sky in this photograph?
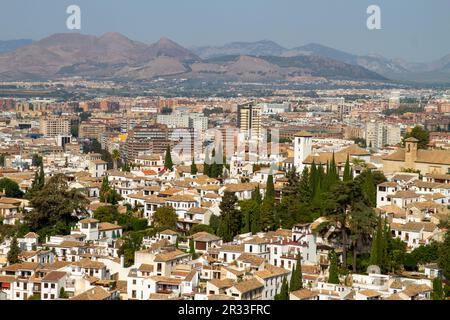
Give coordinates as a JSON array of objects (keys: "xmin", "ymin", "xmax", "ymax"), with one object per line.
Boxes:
[{"xmin": 1, "ymin": 0, "xmax": 449, "ymax": 62}]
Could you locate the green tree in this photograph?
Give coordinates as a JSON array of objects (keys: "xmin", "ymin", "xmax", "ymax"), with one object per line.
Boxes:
[
  {"xmin": 328, "ymin": 250, "xmax": 339, "ymax": 284},
  {"xmin": 0, "ymin": 154, "xmax": 5, "ymax": 167},
  {"xmin": 298, "ymin": 167, "xmax": 312, "ymax": 205},
  {"xmin": 274, "ymin": 277, "xmax": 289, "ymax": 300},
  {"xmin": 25, "ymin": 174, "xmax": 88, "ymax": 237},
  {"xmin": 32, "ymin": 154, "xmax": 43, "ymax": 167},
  {"xmin": 240, "ymin": 199, "xmax": 259, "ymax": 234},
  {"xmin": 260, "ymin": 175, "xmax": 275, "ymax": 231},
  {"xmin": 7, "ymin": 236, "xmax": 21, "ymax": 264},
  {"xmin": 99, "ymin": 177, "xmax": 121, "ymax": 205},
  {"xmin": 250, "ymin": 187, "xmax": 262, "ymax": 234},
  {"xmin": 369, "ymin": 215, "xmax": 384, "ymax": 267},
  {"xmin": 117, "ymin": 232, "xmax": 143, "ymax": 267},
  {"xmin": 59, "ymin": 287, "xmax": 69, "ymax": 299},
  {"xmin": 0, "ymin": 178, "xmax": 24, "ymax": 198},
  {"xmin": 438, "ymin": 231, "xmax": 450, "ymax": 279},
  {"xmin": 404, "ymin": 126, "xmax": 430, "ymax": 149},
  {"xmin": 323, "ymin": 181, "xmax": 363, "ymax": 268},
  {"xmin": 204, "ymin": 150, "xmax": 211, "ymax": 177},
  {"xmin": 153, "ymin": 206, "xmax": 178, "ymax": 230},
  {"xmin": 290, "ymin": 253, "xmax": 303, "ymax": 291},
  {"xmin": 189, "ymin": 224, "xmax": 214, "ymax": 235},
  {"xmin": 190, "ymin": 158, "xmax": 198, "ymax": 175},
  {"xmin": 164, "ymin": 145, "xmax": 173, "ymax": 171},
  {"xmin": 100, "ymin": 177, "xmax": 110, "ymax": 203},
  {"xmin": 209, "ymin": 214, "xmax": 221, "ymax": 235},
  {"xmin": 189, "ymin": 238, "xmax": 195, "ymax": 255},
  {"xmin": 432, "ymin": 277, "xmax": 444, "ymax": 300},
  {"xmin": 112, "ymin": 149, "xmax": 120, "ymax": 171},
  {"xmin": 343, "ymin": 155, "xmax": 353, "ymax": 182},
  {"xmin": 349, "ymin": 202, "xmax": 377, "ymax": 272},
  {"xmin": 218, "ymin": 191, "xmax": 241, "ymax": 242}
]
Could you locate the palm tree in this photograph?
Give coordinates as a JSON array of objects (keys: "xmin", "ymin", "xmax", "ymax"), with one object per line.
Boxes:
[{"xmin": 112, "ymin": 149, "xmax": 120, "ymax": 171}]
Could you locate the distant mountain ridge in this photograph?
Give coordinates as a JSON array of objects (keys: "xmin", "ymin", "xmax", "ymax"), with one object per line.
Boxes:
[
  {"xmin": 193, "ymin": 41, "xmax": 450, "ymax": 83},
  {"xmin": 0, "ymin": 39, "xmax": 33, "ymax": 54},
  {"xmin": 0, "ymin": 33, "xmax": 388, "ymax": 82}
]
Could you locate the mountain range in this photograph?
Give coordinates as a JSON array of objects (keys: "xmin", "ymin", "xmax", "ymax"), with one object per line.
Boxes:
[
  {"xmin": 0, "ymin": 33, "xmax": 447, "ymax": 83},
  {"xmin": 191, "ymin": 42, "xmax": 450, "ymax": 83}
]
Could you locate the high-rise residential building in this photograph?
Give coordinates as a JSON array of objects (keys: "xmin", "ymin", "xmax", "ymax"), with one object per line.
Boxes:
[
  {"xmin": 79, "ymin": 121, "xmax": 107, "ymax": 141},
  {"xmin": 39, "ymin": 117, "xmax": 70, "ymax": 137},
  {"xmin": 157, "ymin": 114, "xmax": 208, "ymax": 132},
  {"xmin": 365, "ymin": 120, "xmax": 401, "ymax": 149},
  {"xmin": 237, "ymin": 103, "xmax": 262, "ymax": 139},
  {"xmin": 124, "ymin": 124, "xmax": 196, "ymax": 162}
]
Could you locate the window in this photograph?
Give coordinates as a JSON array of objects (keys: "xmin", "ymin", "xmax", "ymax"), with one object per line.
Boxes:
[
  {"xmin": 44, "ymin": 294, "xmax": 48, "ymax": 299},
  {"xmin": 51, "ymin": 283, "xmax": 55, "ymax": 289}
]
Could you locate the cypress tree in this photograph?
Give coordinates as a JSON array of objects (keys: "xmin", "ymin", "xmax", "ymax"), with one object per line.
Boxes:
[
  {"xmin": 190, "ymin": 158, "xmax": 198, "ymax": 175},
  {"xmin": 99, "ymin": 177, "xmax": 110, "ymax": 203},
  {"xmin": 298, "ymin": 167, "xmax": 311, "ymax": 205},
  {"xmin": 275, "ymin": 277, "xmax": 289, "ymax": 300},
  {"xmin": 363, "ymin": 170, "xmax": 376, "ymax": 207},
  {"xmin": 290, "ymin": 253, "xmax": 303, "ymax": 291},
  {"xmin": 369, "ymin": 216, "xmax": 384, "ymax": 267},
  {"xmin": 218, "ymin": 191, "xmax": 241, "ymax": 242},
  {"xmin": 265, "ymin": 174, "xmax": 275, "ymax": 199},
  {"xmin": 204, "ymin": 151, "xmax": 211, "ymax": 177},
  {"xmin": 328, "ymin": 250, "xmax": 339, "ymax": 284},
  {"xmin": 250, "ymin": 187, "xmax": 262, "ymax": 234},
  {"xmin": 309, "ymin": 162, "xmax": 317, "ymax": 196},
  {"xmin": 189, "ymin": 238, "xmax": 196, "ymax": 255},
  {"xmin": 343, "ymin": 155, "xmax": 352, "ymax": 182},
  {"xmin": 260, "ymin": 175, "xmax": 275, "ymax": 231},
  {"xmin": 432, "ymin": 277, "xmax": 444, "ymax": 300},
  {"xmin": 164, "ymin": 145, "xmax": 173, "ymax": 171},
  {"xmin": 7, "ymin": 237, "xmax": 21, "ymax": 264}
]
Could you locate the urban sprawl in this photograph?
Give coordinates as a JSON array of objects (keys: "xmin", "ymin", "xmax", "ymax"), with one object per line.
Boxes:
[{"xmin": 1, "ymin": 88, "xmax": 450, "ymax": 301}]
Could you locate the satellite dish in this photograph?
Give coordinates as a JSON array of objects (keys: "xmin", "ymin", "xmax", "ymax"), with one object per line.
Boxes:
[{"xmin": 367, "ymin": 265, "xmax": 381, "ymax": 274}]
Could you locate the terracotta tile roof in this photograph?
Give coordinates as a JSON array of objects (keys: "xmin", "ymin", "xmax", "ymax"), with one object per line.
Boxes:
[
  {"xmin": 138, "ymin": 264, "xmax": 154, "ymax": 273},
  {"xmin": 73, "ymin": 259, "xmax": 105, "ymax": 269},
  {"xmin": 392, "ymin": 190, "xmax": 419, "ymax": 199},
  {"xmin": 219, "ymin": 244, "xmax": 244, "ymax": 253},
  {"xmin": 154, "ymin": 249, "xmax": 189, "ymax": 262},
  {"xmin": 232, "ymin": 278, "xmax": 264, "ymax": 294},
  {"xmin": 71, "ymin": 286, "xmax": 112, "ymax": 300},
  {"xmin": 42, "ymin": 271, "xmax": 67, "ymax": 282},
  {"xmin": 193, "ymin": 232, "xmax": 220, "ymax": 242},
  {"xmin": 1, "ymin": 262, "xmax": 40, "ymax": 272},
  {"xmin": 208, "ymin": 278, "xmax": 235, "ymax": 289},
  {"xmin": 290, "ymin": 288, "xmax": 319, "ymax": 300},
  {"xmin": 165, "ymin": 194, "xmax": 197, "ymax": 202},
  {"xmin": 358, "ymin": 289, "xmax": 381, "ymax": 298},
  {"xmin": 255, "ymin": 264, "xmax": 290, "ymax": 279},
  {"xmin": 98, "ymin": 222, "xmax": 122, "ymax": 232},
  {"xmin": 237, "ymin": 253, "xmax": 265, "ymax": 266}
]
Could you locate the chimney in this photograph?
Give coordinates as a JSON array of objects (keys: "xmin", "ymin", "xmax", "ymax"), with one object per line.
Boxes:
[{"xmin": 120, "ymin": 255, "xmax": 125, "ymax": 268}]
